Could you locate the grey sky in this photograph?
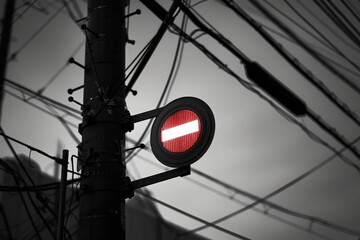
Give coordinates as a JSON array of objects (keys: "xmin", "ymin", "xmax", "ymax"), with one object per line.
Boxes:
[{"xmin": 1, "ymin": 0, "xmax": 360, "ymax": 239}]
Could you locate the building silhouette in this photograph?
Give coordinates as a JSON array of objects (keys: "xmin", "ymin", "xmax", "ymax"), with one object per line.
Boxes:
[{"xmin": 0, "ymin": 155, "xmax": 208, "ymax": 240}]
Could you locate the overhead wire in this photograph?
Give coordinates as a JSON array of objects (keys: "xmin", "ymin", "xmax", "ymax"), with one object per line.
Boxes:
[
  {"xmin": 314, "ymin": 0, "xmax": 360, "ymax": 47},
  {"xmin": 257, "ymin": 22, "xmax": 360, "ymax": 79},
  {"xmin": 267, "ymin": 0, "xmax": 360, "ymax": 73},
  {"xmin": 126, "ymin": 4, "xmax": 189, "ymax": 163},
  {"xmin": 246, "ymin": 0, "xmax": 360, "ymax": 96},
  {"xmin": 4, "ymin": 89, "xmax": 78, "ymax": 128},
  {"xmin": 341, "ymin": 0, "xmax": 360, "ymax": 23},
  {"xmin": 183, "ymin": 136, "xmax": 360, "ymax": 236},
  {"xmin": 166, "ymin": 12, "xmax": 360, "ymax": 171},
  {"xmin": 83, "ymin": 27, "xmax": 105, "ymax": 98},
  {"xmin": 9, "ymin": 1, "xmax": 68, "ymax": 61},
  {"xmin": 295, "ymin": 0, "xmax": 360, "ymax": 54},
  {"xmin": 132, "ymin": 130, "xmax": 360, "ymax": 238},
  {"xmin": 133, "ymin": 155, "xmax": 335, "ymax": 240},
  {"xmin": 4, "ymin": 77, "xmax": 81, "ymax": 118},
  {"xmin": 0, "ymin": 157, "xmax": 42, "ymax": 239},
  {"xmin": 0, "ymin": 126, "xmax": 57, "ymax": 239},
  {"xmin": 0, "ymin": 128, "xmax": 75, "ymax": 239},
  {"xmin": 38, "ymin": 39, "xmax": 85, "ymax": 94},
  {"xmin": 216, "ymin": 0, "xmax": 360, "ymax": 128},
  {"xmin": 326, "ymin": 0, "xmax": 360, "ymax": 39},
  {"xmin": 136, "ymin": 190, "xmax": 252, "ymax": 240},
  {"xmin": 0, "ymin": 0, "xmax": 38, "ymax": 31}
]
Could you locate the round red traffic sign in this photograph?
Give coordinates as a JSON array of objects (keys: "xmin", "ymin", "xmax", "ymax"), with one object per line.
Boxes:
[
  {"xmin": 160, "ymin": 109, "xmax": 201, "ymax": 153},
  {"xmin": 151, "ymin": 97, "xmax": 215, "ymax": 168}
]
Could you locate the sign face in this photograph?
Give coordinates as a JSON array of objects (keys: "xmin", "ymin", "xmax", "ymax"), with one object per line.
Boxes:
[
  {"xmin": 161, "ymin": 109, "xmax": 201, "ymax": 153},
  {"xmin": 151, "ymin": 97, "xmax": 215, "ymax": 168}
]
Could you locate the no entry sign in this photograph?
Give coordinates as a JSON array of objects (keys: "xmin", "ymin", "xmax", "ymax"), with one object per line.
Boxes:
[{"xmin": 151, "ymin": 97, "xmax": 215, "ymax": 168}]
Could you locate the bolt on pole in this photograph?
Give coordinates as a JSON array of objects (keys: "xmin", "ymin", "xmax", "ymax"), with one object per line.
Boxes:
[{"xmin": 78, "ymin": 0, "xmax": 127, "ymax": 239}]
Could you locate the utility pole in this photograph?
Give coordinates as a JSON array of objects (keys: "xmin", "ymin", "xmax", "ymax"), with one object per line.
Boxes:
[
  {"xmin": 0, "ymin": 0, "xmax": 16, "ymax": 122},
  {"xmin": 78, "ymin": 0, "xmax": 127, "ymax": 239}
]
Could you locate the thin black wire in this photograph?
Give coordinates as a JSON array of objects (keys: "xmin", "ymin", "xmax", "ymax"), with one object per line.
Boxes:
[
  {"xmin": 4, "ymin": 78, "xmax": 81, "ymax": 119},
  {"xmin": 84, "ymin": 36, "xmax": 154, "ymax": 123},
  {"xmin": 0, "ymin": 0, "xmax": 38, "ymax": 31},
  {"xmin": 38, "ymin": 39, "xmax": 85, "ymax": 94},
  {"xmin": 44, "ymin": 103, "xmax": 81, "ymax": 144},
  {"xmin": 321, "ymin": 0, "xmax": 360, "ymax": 43},
  {"xmin": 134, "ymin": 154, "xmax": 338, "ymax": 240},
  {"xmin": 133, "ymin": 126, "xmax": 360, "ymax": 238},
  {"xmin": 125, "ymin": 8, "xmax": 189, "ymax": 163},
  {"xmin": 183, "ymin": 135, "xmax": 360, "ymax": 236},
  {"xmin": 341, "ymin": 0, "xmax": 360, "ymax": 23},
  {"xmin": 314, "ymin": 0, "xmax": 360, "ymax": 47},
  {"xmin": 169, "ymin": 19, "xmax": 360, "ymax": 172},
  {"xmin": 0, "ymin": 126, "xmax": 56, "ymax": 239},
  {"xmin": 327, "ymin": 0, "xmax": 360, "ymax": 39},
  {"xmin": 219, "ymin": 0, "xmax": 360, "ymax": 129},
  {"xmin": 295, "ymin": 0, "xmax": 360, "ymax": 54},
  {"xmin": 273, "ymin": 0, "xmax": 360, "ymax": 73},
  {"xmin": 136, "ymin": 190, "xmax": 252, "ymax": 240},
  {"xmin": 0, "ymin": 178, "xmax": 80, "ymax": 192},
  {"xmin": 258, "ymin": 22, "xmax": 360, "ymax": 79},
  {"xmin": 4, "ymin": 89, "xmax": 78, "ymax": 128},
  {"xmin": 83, "ymin": 28, "xmax": 104, "ymax": 98},
  {"xmin": 0, "ymin": 158, "xmax": 42, "ymax": 239},
  {"xmin": 248, "ymin": 0, "xmax": 360, "ymax": 94},
  {"xmin": 10, "ymin": 2, "xmax": 67, "ymax": 61}
]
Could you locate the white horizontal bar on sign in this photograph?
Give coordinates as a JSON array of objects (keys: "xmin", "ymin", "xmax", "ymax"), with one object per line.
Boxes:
[{"xmin": 161, "ymin": 120, "xmax": 199, "ymax": 142}]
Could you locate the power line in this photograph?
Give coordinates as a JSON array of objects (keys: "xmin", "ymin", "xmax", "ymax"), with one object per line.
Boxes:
[
  {"xmin": 217, "ymin": 0, "xmax": 360, "ymax": 128},
  {"xmin": 0, "ymin": 0, "xmax": 38, "ymax": 31},
  {"xmin": 273, "ymin": 0, "xmax": 360, "ymax": 73},
  {"xmin": 165, "ymin": 14, "xmax": 360, "ymax": 172},
  {"xmin": 132, "ymin": 130, "xmax": 360, "ymax": 238},
  {"xmin": 295, "ymin": 0, "xmax": 360, "ymax": 55},
  {"xmin": 314, "ymin": 0, "xmax": 360, "ymax": 47},
  {"xmin": 10, "ymin": 2, "xmax": 67, "ymax": 61},
  {"xmin": 246, "ymin": 0, "xmax": 360, "ymax": 96},
  {"xmin": 136, "ymin": 190, "xmax": 252, "ymax": 240},
  {"xmin": 0, "ymin": 126, "xmax": 57, "ymax": 239},
  {"xmin": 0, "ymin": 157, "xmax": 43, "ymax": 239},
  {"xmin": 191, "ymin": 166, "xmax": 360, "ymax": 237},
  {"xmin": 126, "ymin": 6, "xmax": 189, "ymax": 163}
]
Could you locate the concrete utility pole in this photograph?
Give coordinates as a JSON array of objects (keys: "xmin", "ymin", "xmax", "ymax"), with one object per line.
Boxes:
[
  {"xmin": 0, "ymin": 0, "xmax": 16, "ymax": 122},
  {"xmin": 78, "ymin": 0, "xmax": 127, "ymax": 239}
]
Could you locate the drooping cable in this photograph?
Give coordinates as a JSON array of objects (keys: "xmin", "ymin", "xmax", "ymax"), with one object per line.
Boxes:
[
  {"xmin": 295, "ymin": 0, "xmax": 360, "ymax": 54},
  {"xmin": 326, "ymin": 0, "xmax": 360, "ymax": 39},
  {"xmin": 247, "ymin": 0, "xmax": 360, "ymax": 95},
  {"xmin": 183, "ymin": 135, "xmax": 360, "ymax": 236},
  {"xmin": 216, "ymin": 0, "xmax": 360, "ymax": 128},
  {"xmin": 314, "ymin": 0, "xmax": 360, "ymax": 47},
  {"xmin": 4, "ymin": 89, "xmax": 78, "ymax": 128},
  {"xmin": 136, "ymin": 190, "xmax": 252, "ymax": 240},
  {"xmin": 271, "ymin": 0, "xmax": 360, "ymax": 73},
  {"xmin": 126, "ymin": 4, "xmax": 189, "ymax": 163},
  {"xmin": 0, "ymin": 0, "xmax": 38, "ymax": 31},
  {"xmin": 38, "ymin": 39, "xmax": 85, "ymax": 94},
  {"xmin": 340, "ymin": 0, "xmax": 360, "ymax": 23},
  {"xmin": 133, "ymin": 130, "xmax": 360, "ymax": 238},
  {"xmin": 0, "ymin": 158, "xmax": 42, "ymax": 239},
  {"xmin": 0, "ymin": 126, "xmax": 57, "ymax": 239},
  {"xmin": 167, "ymin": 18, "xmax": 360, "ymax": 171},
  {"xmin": 10, "ymin": 2, "xmax": 67, "ymax": 61}
]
